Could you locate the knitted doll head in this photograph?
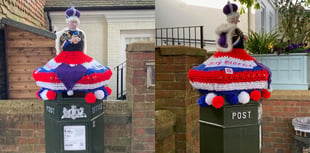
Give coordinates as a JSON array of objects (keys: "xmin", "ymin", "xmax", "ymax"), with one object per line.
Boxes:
[
  {"xmin": 65, "ymin": 6, "xmax": 80, "ymax": 26},
  {"xmin": 215, "ymin": 2, "xmax": 240, "ymax": 52},
  {"xmin": 223, "ymin": 2, "xmax": 240, "ymax": 24}
]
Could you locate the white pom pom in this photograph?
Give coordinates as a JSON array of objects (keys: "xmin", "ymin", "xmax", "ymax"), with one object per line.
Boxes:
[
  {"xmin": 67, "ymin": 90, "xmax": 74, "ymax": 96},
  {"xmin": 205, "ymin": 93, "xmax": 217, "ymax": 105},
  {"xmin": 268, "ymin": 86, "xmax": 273, "ymax": 92},
  {"xmin": 94, "ymin": 90, "xmax": 105, "ymax": 99},
  {"xmin": 40, "ymin": 90, "xmax": 48, "ymax": 100},
  {"xmin": 238, "ymin": 91, "xmax": 250, "ymax": 104}
]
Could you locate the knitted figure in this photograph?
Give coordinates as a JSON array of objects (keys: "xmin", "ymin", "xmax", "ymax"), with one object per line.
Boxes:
[
  {"xmin": 187, "ymin": 2, "xmax": 272, "ymax": 109},
  {"xmin": 33, "ymin": 7, "xmax": 112, "ymax": 103}
]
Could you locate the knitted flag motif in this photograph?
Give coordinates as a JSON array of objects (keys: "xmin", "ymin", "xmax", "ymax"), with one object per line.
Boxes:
[{"xmin": 187, "ymin": 48, "xmax": 271, "ymax": 108}]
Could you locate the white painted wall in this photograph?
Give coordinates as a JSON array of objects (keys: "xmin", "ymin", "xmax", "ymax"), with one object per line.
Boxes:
[
  {"xmin": 50, "ymin": 11, "xmax": 107, "ymax": 64},
  {"xmin": 255, "ymin": 0, "xmax": 277, "ymax": 33}
]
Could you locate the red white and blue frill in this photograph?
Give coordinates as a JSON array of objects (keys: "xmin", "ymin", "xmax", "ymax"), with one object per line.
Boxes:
[
  {"xmin": 188, "ymin": 48, "xmax": 271, "ymax": 108},
  {"xmin": 33, "ymin": 51, "xmax": 112, "ymax": 103}
]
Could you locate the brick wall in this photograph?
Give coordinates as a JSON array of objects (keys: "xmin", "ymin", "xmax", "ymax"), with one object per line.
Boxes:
[
  {"xmin": 0, "ymin": 100, "xmax": 45, "ymax": 153},
  {"xmin": 104, "ymin": 101, "xmax": 132, "ymax": 153},
  {"xmin": 156, "ymin": 110, "xmax": 176, "ymax": 153},
  {"xmin": 262, "ymin": 91, "xmax": 310, "ymax": 153},
  {"xmin": 126, "ymin": 42, "xmax": 155, "ymax": 153},
  {"xmin": 0, "ymin": 0, "xmax": 46, "ymax": 28},
  {"xmin": 155, "ymin": 46, "xmax": 207, "ymax": 153},
  {"xmin": 0, "ymin": 100, "xmax": 132, "ymax": 153}
]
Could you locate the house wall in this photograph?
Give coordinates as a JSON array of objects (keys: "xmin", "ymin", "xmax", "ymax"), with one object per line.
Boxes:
[
  {"xmin": 255, "ymin": 0, "xmax": 277, "ymax": 33},
  {"xmin": 49, "ymin": 10, "xmax": 155, "ymax": 99},
  {"xmin": 0, "ymin": 0, "xmax": 46, "ymax": 28},
  {"xmin": 106, "ymin": 19, "xmax": 154, "ymax": 99}
]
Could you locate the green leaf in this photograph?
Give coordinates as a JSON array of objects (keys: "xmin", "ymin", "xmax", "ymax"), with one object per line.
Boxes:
[
  {"xmin": 240, "ymin": 7, "xmax": 246, "ymax": 14},
  {"xmin": 254, "ymin": 3, "xmax": 260, "ymax": 9}
]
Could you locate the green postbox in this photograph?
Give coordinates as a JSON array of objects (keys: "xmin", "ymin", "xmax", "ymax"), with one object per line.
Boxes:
[
  {"xmin": 200, "ymin": 102, "xmax": 262, "ymax": 153},
  {"xmin": 44, "ymin": 94, "xmax": 104, "ymax": 153}
]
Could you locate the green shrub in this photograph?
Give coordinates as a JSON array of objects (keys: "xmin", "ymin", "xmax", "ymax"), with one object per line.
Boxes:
[{"xmin": 245, "ymin": 32, "xmax": 279, "ymax": 54}]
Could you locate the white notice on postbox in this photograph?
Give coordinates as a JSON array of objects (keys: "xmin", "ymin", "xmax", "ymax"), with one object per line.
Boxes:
[{"xmin": 64, "ymin": 125, "xmax": 86, "ymax": 151}]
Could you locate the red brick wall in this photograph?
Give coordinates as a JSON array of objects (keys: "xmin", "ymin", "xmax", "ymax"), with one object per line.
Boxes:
[
  {"xmin": 104, "ymin": 101, "xmax": 132, "ymax": 153},
  {"xmin": 262, "ymin": 99, "xmax": 310, "ymax": 153},
  {"xmin": 156, "ymin": 110, "xmax": 176, "ymax": 153},
  {"xmin": 155, "ymin": 46, "xmax": 207, "ymax": 153},
  {"xmin": 126, "ymin": 42, "xmax": 155, "ymax": 153},
  {"xmin": 0, "ymin": 0, "xmax": 46, "ymax": 28},
  {"xmin": 0, "ymin": 100, "xmax": 132, "ymax": 153},
  {"xmin": 0, "ymin": 100, "xmax": 45, "ymax": 153},
  {"xmin": 156, "ymin": 133, "xmax": 175, "ymax": 153}
]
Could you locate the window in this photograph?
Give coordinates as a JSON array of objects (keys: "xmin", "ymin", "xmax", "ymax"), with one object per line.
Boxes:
[
  {"xmin": 146, "ymin": 61, "xmax": 155, "ymax": 88},
  {"xmin": 261, "ymin": 4, "xmax": 266, "ymax": 32},
  {"xmin": 269, "ymin": 12, "xmax": 274, "ymax": 32}
]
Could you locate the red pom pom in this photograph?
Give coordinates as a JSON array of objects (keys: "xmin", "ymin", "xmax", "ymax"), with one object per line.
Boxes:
[
  {"xmin": 46, "ymin": 90, "xmax": 56, "ymax": 100},
  {"xmin": 36, "ymin": 90, "xmax": 41, "ymax": 100},
  {"xmin": 262, "ymin": 89, "xmax": 271, "ymax": 99},
  {"xmin": 85, "ymin": 92, "xmax": 96, "ymax": 104},
  {"xmin": 212, "ymin": 96, "xmax": 224, "ymax": 109},
  {"xmin": 105, "ymin": 86, "xmax": 112, "ymax": 95},
  {"xmin": 250, "ymin": 90, "xmax": 261, "ymax": 101}
]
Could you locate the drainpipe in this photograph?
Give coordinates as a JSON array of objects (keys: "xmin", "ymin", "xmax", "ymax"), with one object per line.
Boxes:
[{"xmin": 46, "ymin": 10, "xmax": 53, "ymax": 32}]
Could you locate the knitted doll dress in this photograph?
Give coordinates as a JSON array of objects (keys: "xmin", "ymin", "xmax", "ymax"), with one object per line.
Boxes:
[
  {"xmin": 33, "ymin": 29, "xmax": 112, "ymax": 103},
  {"xmin": 188, "ymin": 25, "xmax": 272, "ymax": 109}
]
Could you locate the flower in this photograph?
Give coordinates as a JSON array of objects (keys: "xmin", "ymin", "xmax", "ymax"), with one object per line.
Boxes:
[
  {"xmin": 274, "ymin": 40, "xmax": 309, "ymax": 55},
  {"xmin": 268, "ymin": 43, "xmax": 273, "ymax": 50}
]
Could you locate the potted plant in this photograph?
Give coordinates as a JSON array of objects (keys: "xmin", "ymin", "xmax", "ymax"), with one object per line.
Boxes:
[
  {"xmin": 246, "ymin": 0, "xmax": 310, "ymax": 90},
  {"xmin": 250, "ymin": 39, "xmax": 310, "ymax": 90}
]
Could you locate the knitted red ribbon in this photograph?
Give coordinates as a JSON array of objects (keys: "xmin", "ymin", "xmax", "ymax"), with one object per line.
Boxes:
[
  {"xmin": 54, "ymin": 51, "xmax": 92, "ymax": 64},
  {"xmin": 188, "ymin": 69, "xmax": 269, "ymax": 83}
]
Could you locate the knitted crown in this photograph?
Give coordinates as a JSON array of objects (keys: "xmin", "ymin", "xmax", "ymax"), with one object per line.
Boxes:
[
  {"xmin": 223, "ymin": 2, "xmax": 238, "ymax": 16},
  {"xmin": 65, "ymin": 6, "xmax": 80, "ymax": 22}
]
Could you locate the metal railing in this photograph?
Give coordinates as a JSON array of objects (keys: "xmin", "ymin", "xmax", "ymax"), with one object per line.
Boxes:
[
  {"xmin": 156, "ymin": 26, "xmax": 204, "ymax": 48},
  {"xmin": 114, "ymin": 61, "xmax": 126, "ymax": 100}
]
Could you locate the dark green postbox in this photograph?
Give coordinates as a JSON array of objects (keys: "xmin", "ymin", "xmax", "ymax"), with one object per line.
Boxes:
[
  {"xmin": 200, "ymin": 102, "xmax": 262, "ymax": 153},
  {"xmin": 44, "ymin": 94, "xmax": 104, "ymax": 153}
]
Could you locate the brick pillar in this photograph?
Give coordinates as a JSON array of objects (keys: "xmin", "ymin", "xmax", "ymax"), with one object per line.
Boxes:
[
  {"xmin": 155, "ymin": 46, "xmax": 207, "ymax": 153},
  {"xmin": 126, "ymin": 42, "xmax": 155, "ymax": 153}
]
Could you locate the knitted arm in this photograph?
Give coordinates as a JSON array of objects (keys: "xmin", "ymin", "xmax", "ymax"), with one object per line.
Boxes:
[
  {"xmin": 215, "ymin": 23, "xmax": 236, "ymax": 52},
  {"xmin": 78, "ymin": 29, "xmax": 87, "ymax": 54}
]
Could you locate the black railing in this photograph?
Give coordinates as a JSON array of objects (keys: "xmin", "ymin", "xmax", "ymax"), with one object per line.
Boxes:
[
  {"xmin": 114, "ymin": 61, "xmax": 126, "ymax": 100},
  {"xmin": 156, "ymin": 26, "xmax": 204, "ymax": 48}
]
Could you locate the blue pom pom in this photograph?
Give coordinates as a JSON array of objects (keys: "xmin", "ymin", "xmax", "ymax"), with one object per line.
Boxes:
[
  {"xmin": 227, "ymin": 94, "xmax": 239, "ymax": 105},
  {"xmin": 197, "ymin": 95, "xmax": 208, "ymax": 107}
]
